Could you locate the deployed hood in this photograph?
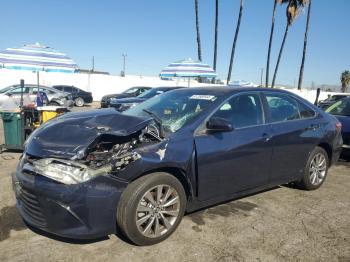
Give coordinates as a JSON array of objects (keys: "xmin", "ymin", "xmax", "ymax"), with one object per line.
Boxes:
[{"xmin": 25, "ymin": 109, "xmax": 152, "ymax": 159}]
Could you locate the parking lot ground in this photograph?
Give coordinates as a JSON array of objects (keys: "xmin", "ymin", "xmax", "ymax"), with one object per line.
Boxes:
[{"xmin": 0, "ymin": 107, "xmax": 349, "ymax": 262}]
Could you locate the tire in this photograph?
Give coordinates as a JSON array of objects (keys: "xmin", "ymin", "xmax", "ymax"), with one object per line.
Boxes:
[
  {"xmin": 74, "ymin": 97, "xmax": 84, "ymax": 107},
  {"xmin": 48, "ymin": 101, "xmax": 60, "ymax": 106},
  {"xmin": 299, "ymin": 146, "xmax": 329, "ymax": 190},
  {"xmin": 117, "ymin": 172, "xmax": 186, "ymax": 245},
  {"xmin": 340, "ymin": 150, "xmax": 350, "ymax": 162}
]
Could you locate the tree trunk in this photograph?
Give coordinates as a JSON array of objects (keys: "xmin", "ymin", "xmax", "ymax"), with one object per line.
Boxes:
[
  {"xmin": 266, "ymin": 0, "xmax": 278, "ymax": 88},
  {"xmin": 227, "ymin": 0, "xmax": 244, "ymax": 85},
  {"xmin": 341, "ymin": 84, "xmax": 346, "ymax": 93},
  {"xmin": 297, "ymin": 0, "xmax": 312, "ymax": 90},
  {"xmin": 195, "ymin": 0, "xmax": 202, "ymax": 61},
  {"xmin": 271, "ymin": 23, "xmax": 289, "ymax": 88}
]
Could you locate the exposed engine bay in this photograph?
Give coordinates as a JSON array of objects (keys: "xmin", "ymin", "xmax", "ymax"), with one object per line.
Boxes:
[{"xmin": 81, "ymin": 122, "xmax": 162, "ymax": 170}]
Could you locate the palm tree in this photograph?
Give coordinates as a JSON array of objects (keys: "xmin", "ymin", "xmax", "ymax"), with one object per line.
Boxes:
[
  {"xmin": 195, "ymin": 0, "xmax": 202, "ymax": 61},
  {"xmin": 297, "ymin": 0, "xmax": 311, "ymax": 90},
  {"xmin": 266, "ymin": 0, "xmax": 282, "ymax": 88},
  {"xmin": 227, "ymin": 0, "xmax": 244, "ymax": 85},
  {"xmin": 341, "ymin": 70, "xmax": 350, "ymax": 93},
  {"xmin": 271, "ymin": 0, "xmax": 307, "ymax": 88},
  {"xmin": 213, "ymin": 0, "xmax": 219, "ymax": 72}
]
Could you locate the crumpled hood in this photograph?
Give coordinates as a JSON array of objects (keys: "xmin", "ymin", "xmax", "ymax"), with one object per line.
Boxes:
[{"xmin": 25, "ymin": 108, "xmax": 152, "ymax": 159}]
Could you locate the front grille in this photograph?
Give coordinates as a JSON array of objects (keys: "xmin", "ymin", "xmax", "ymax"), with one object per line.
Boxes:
[{"xmin": 18, "ymin": 186, "xmax": 47, "ymax": 227}]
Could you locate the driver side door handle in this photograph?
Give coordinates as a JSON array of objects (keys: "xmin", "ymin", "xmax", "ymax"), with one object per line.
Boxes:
[{"xmin": 262, "ymin": 132, "xmax": 273, "ymax": 142}]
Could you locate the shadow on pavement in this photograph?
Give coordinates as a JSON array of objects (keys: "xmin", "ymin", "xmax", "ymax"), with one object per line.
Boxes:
[{"xmin": 0, "ymin": 205, "xmax": 26, "ymax": 242}]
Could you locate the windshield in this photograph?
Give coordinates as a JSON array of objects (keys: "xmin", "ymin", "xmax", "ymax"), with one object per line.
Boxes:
[
  {"xmin": 326, "ymin": 98, "xmax": 350, "ymax": 116},
  {"xmin": 0, "ymin": 86, "xmax": 13, "ymax": 94},
  {"xmin": 137, "ymin": 89, "xmax": 166, "ymax": 99},
  {"xmin": 123, "ymin": 87, "xmax": 139, "ymax": 94},
  {"xmin": 327, "ymin": 95, "xmax": 346, "ymax": 101},
  {"xmin": 125, "ymin": 90, "xmax": 221, "ymax": 133}
]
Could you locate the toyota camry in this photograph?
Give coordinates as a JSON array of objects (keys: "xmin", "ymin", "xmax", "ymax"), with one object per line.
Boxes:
[{"xmin": 13, "ymin": 87, "xmax": 343, "ymax": 245}]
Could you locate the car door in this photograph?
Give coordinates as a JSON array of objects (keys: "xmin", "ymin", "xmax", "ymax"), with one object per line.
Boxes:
[
  {"xmin": 194, "ymin": 92, "xmax": 273, "ymax": 201},
  {"xmin": 262, "ymin": 92, "xmax": 319, "ymax": 184},
  {"xmin": 7, "ymin": 86, "xmax": 31, "ymax": 105}
]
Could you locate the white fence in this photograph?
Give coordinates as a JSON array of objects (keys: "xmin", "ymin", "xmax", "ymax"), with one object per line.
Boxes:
[
  {"xmin": 0, "ymin": 69, "xmax": 346, "ymax": 103},
  {"xmin": 0, "ymin": 69, "xmax": 216, "ymax": 101}
]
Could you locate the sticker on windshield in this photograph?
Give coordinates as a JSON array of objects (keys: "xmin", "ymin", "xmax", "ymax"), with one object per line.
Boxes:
[{"xmin": 189, "ymin": 95, "xmax": 216, "ymax": 101}]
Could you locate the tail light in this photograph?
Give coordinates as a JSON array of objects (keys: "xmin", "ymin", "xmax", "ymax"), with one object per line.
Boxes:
[{"xmin": 336, "ymin": 121, "xmax": 342, "ymax": 132}]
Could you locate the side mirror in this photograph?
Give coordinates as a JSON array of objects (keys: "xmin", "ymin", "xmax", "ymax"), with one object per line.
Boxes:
[{"xmin": 206, "ymin": 117, "xmax": 233, "ymax": 133}]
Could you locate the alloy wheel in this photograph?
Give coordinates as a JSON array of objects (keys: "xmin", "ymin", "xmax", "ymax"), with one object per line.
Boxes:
[
  {"xmin": 309, "ymin": 153, "xmax": 327, "ymax": 186},
  {"xmin": 75, "ymin": 97, "xmax": 84, "ymax": 107},
  {"xmin": 135, "ymin": 185, "xmax": 180, "ymax": 238}
]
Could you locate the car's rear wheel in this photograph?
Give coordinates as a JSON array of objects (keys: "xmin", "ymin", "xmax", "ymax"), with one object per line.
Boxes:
[
  {"xmin": 117, "ymin": 172, "xmax": 186, "ymax": 245},
  {"xmin": 48, "ymin": 101, "xmax": 60, "ymax": 106},
  {"xmin": 300, "ymin": 146, "xmax": 329, "ymax": 190},
  {"xmin": 74, "ymin": 97, "xmax": 84, "ymax": 107}
]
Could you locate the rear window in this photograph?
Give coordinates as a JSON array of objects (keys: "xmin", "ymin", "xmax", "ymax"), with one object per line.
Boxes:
[
  {"xmin": 265, "ymin": 94, "xmax": 315, "ymax": 122},
  {"xmin": 265, "ymin": 94, "xmax": 300, "ymax": 122}
]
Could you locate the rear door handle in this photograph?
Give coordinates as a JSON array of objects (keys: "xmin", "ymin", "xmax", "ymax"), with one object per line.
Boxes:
[
  {"xmin": 305, "ymin": 124, "xmax": 319, "ymax": 131},
  {"xmin": 262, "ymin": 133, "xmax": 272, "ymax": 142}
]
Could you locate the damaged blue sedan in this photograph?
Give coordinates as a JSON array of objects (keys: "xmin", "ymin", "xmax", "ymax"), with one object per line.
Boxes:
[{"xmin": 13, "ymin": 87, "xmax": 343, "ymax": 245}]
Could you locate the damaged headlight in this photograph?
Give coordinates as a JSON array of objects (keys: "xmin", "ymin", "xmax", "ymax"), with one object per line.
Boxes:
[{"xmin": 31, "ymin": 158, "xmax": 111, "ymax": 185}]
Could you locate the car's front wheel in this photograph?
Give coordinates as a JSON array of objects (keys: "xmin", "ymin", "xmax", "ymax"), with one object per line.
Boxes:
[
  {"xmin": 74, "ymin": 97, "xmax": 85, "ymax": 107},
  {"xmin": 300, "ymin": 146, "xmax": 329, "ymax": 190},
  {"xmin": 117, "ymin": 172, "xmax": 186, "ymax": 245}
]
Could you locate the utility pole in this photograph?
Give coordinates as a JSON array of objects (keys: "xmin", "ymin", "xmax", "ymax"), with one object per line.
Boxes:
[
  {"xmin": 121, "ymin": 53, "xmax": 127, "ymax": 77},
  {"xmin": 260, "ymin": 68, "xmax": 264, "ymax": 87},
  {"xmin": 92, "ymin": 56, "xmax": 95, "ymax": 72}
]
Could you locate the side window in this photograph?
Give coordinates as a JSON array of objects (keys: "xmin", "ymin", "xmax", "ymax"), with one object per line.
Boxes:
[
  {"xmin": 8, "ymin": 87, "xmax": 29, "ymax": 94},
  {"xmin": 265, "ymin": 94, "xmax": 300, "ymax": 122},
  {"xmin": 213, "ymin": 93, "xmax": 263, "ymax": 129},
  {"xmin": 53, "ymin": 86, "xmax": 63, "ymax": 91},
  {"xmin": 65, "ymin": 86, "xmax": 73, "ymax": 92},
  {"xmin": 297, "ymin": 100, "xmax": 316, "ymax": 119},
  {"xmin": 41, "ymin": 88, "xmax": 54, "ymax": 95}
]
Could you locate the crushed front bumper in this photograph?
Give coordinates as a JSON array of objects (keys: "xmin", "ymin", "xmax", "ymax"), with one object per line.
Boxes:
[{"xmin": 12, "ymin": 166, "xmax": 128, "ymax": 239}]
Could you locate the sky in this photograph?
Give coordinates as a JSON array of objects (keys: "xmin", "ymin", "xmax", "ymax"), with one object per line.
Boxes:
[{"xmin": 1, "ymin": 0, "xmax": 349, "ymax": 87}]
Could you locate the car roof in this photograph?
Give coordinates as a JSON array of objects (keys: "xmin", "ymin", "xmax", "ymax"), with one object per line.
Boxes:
[
  {"xmin": 169, "ymin": 86, "xmax": 298, "ymax": 96},
  {"xmin": 11, "ymin": 84, "xmax": 50, "ymax": 88},
  {"xmin": 153, "ymin": 86, "xmax": 184, "ymax": 91}
]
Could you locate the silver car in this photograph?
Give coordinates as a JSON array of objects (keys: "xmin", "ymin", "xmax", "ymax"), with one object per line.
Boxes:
[{"xmin": 0, "ymin": 84, "xmax": 74, "ymax": 108}]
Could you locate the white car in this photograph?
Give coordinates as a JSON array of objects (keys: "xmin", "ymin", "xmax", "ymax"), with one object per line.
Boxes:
[{"xmin": 0, "ymin": 84, "xmax": 74, "ymax": 108}]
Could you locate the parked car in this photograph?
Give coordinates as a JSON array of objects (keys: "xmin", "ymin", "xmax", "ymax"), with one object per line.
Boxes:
[
  {"xmin": 109, "ymin": 86, "xmax": 182, "ymax": 112},
  {"xmin": 0, "ymin": 84, "xmax": 74, "ymax": 108},
  {"xmin": 325, "ymin": 97, "xmax": 350, "ymax": 160},
  {"xmin": 318, "ymin": 94, "xmax": 350, "ymax": 110},
  {"xmin": 13, "ymin": 87, "xmax": 342, "ymax": 245},
  {"xmin": 52, "ymin": 85, "xmax": 93, "ymax": 107},
  {"xmin": 100, "ymin": 86, "xmax": 151, "ymax": 108}
]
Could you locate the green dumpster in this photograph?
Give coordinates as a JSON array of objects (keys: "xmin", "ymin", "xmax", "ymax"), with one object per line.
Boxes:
[{"xmin": 0, "ymin": 111, "xmax": 24, "ymax": 150}]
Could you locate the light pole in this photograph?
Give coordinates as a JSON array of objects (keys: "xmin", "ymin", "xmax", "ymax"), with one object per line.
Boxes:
[
  {"xmin": 122, "ymin": 54, "xmax": 127, "ymax": 77},
  {"xmin": 260, "ymin": 68, "xmax": 264, "ymax": 87}
]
